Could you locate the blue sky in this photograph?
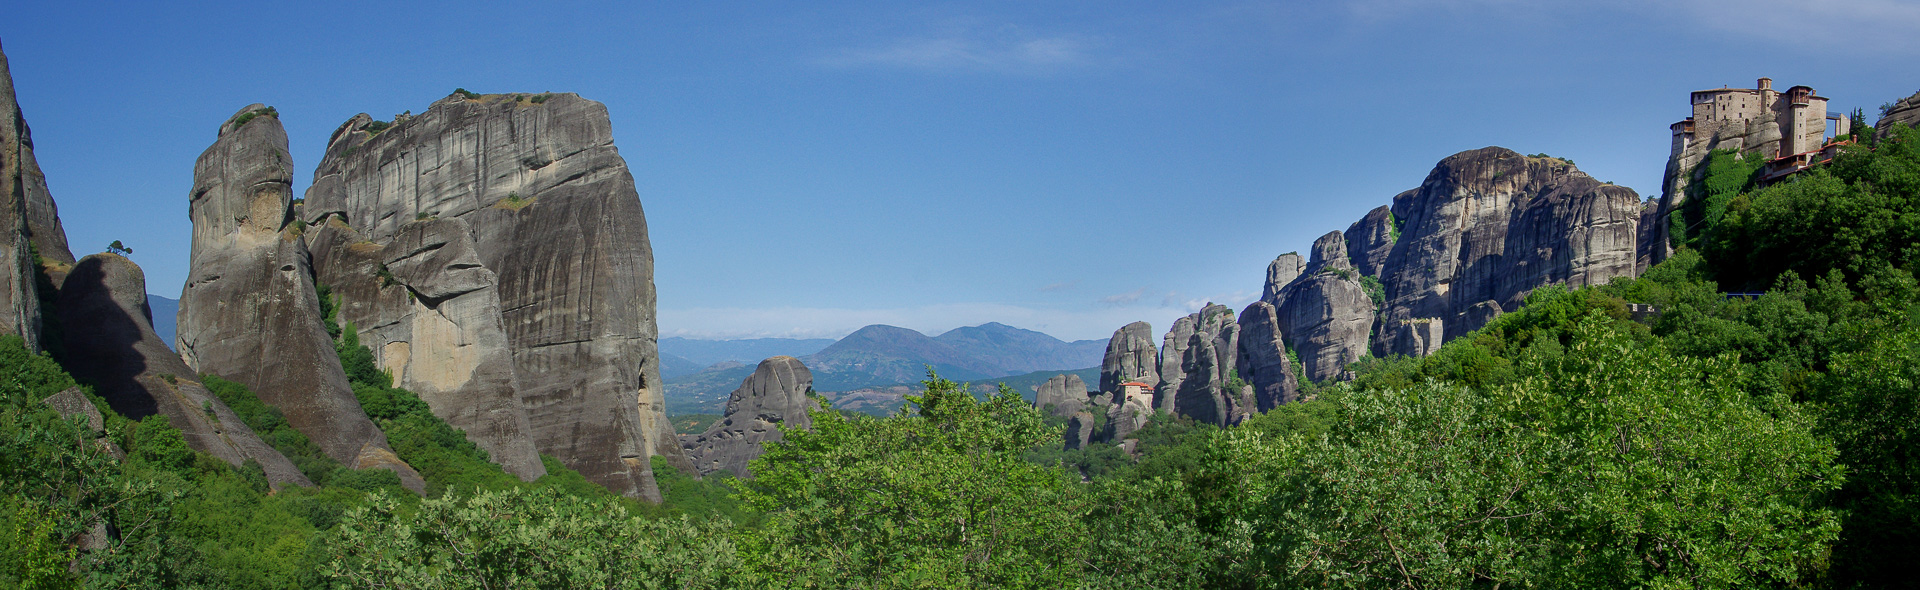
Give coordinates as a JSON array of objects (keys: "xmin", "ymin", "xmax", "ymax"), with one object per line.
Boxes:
[{"xmin": 5, "ymin": 1, "xmax": 1917, "ymax": 341}]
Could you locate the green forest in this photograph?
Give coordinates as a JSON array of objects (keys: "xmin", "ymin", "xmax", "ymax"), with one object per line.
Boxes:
[{"xmin": 8, "ymin": 124, "xmax": 1920, "ymax": 589}]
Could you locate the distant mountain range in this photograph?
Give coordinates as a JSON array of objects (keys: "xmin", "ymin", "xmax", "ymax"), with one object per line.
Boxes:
[{"xmin": 663, "ymin": 322, "xmax": 1106, "ymax": 415}]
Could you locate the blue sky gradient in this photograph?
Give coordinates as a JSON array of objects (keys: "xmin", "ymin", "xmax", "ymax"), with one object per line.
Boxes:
[{"xmin": 6, "ymin": 1, "xmax": 1917, "ymax": 340}]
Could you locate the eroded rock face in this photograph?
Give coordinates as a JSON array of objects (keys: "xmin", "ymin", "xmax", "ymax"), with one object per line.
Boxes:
[
  {"xmin": 1375, "ymin": 148, "xmax": 1639, "ymax": 357},
  {"xmin": 681, "ymin": 356, "xmax": 815, "ymax": 479},
  {"xmin": 1104, "ymin": 394, "xmax": 1154, "ymax": 443},
  {"xmin": 1064, "ymin": 411, "xmax": 1097, "ymax": 451},
  {"xmin": 179, "ymin": 105, "xmax": 422, "ymax": 493},
  {"xmin": 1877, "ymin": 90, "xmax": 1920, "ymax": 138},
  {"xmin": 1035, "ymin": 373, "xmax": 1088, "ymax": 419},
  {"xmin": 1278, "ymin": 232, "xmax": 1375, "ymax": 382},
  {"xmin": 302, "ymin": 92, "xmax": 677, "ymax": 499},
  {"xmin": 1235, "ymin": 301, "xmax": 1298, "ymax": 411},
  {"xmin": 1099, "ymin": 321, "xmax": 1159, "ymax": 397},
  {"xmin": 1261, "ymin": 253, "xmax": 1305, "ymax": 308},
  {"xmin": 1345, "ymin": 206, "xmax": 1395, "ymax": 278},
  {"xmin": 0, "ymin": 41, "xmax": 67, "ymax": 351},
  {"xmin": 60, "ymin": 254, "xmax": 309, "ymax": 489},
  {"xmin": 1161, "ymin": 304, "xmax": 1251, "ymax": 426},
  {"xmin": 308, "ymin": 217, "xmax": 545, "ymax": 482}
]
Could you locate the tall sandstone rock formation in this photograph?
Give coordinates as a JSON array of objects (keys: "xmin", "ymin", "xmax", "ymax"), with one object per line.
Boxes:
[
  {"xmin": 1376, "ymin": 148, "xmax": 1640, "ymax": 357},
  {"xmin": 60, "ymin": 253, "xmax": 310, "ymax": 489},
  {"xmin": 680, "ymin": 356, "xmax": 815, "ymax": 479},
  {"xmin": 1234, "ymin": 301, "xmax": 1298, "ymax": 411},
  {"xmin": 301, "ymin": 92, "xmax": 681, "ymax": 499},
  {"xmin": 1344, "ymin": 205, "xmax": 1397, "ymax": 278},
  {"xmin": 1099, "ymin": 321, "xmax": 1159, "ymax": 395},
  {"xmin": 0, "ymin": 41, "xmax": 72, "ymax": 350},
  {"xmin": 1274, "ymin": 231, "xmax": 1375, "ymax": 382},
  {"xmin": 179, "ymin": 105, "xmax": 424, "ymax": 493},
  {"xmin": 1157, "ymin": 304, "xmax": 1253, "ymax": 426}
]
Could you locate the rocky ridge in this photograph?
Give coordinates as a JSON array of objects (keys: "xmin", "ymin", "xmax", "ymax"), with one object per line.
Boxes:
[{"xmin": 1085, "ymin": 146, "xmax": 1643, "ymax": 448}]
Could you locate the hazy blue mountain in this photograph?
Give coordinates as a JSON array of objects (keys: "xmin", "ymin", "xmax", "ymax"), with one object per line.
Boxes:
[
  {"xmin": 931, "ymin": 322, "xmax": 1106, "ymax": 376},
  {"xmin": 659, "ymin": 353, "xmax": 707, "ymax": 380},
  {"xmin": 803, "ymin": 325, "xmax": 998, "ymax": 391},
  {"xmin": 659, "ymin": 336, "xmax": 836, "ymax": 366},
  {"xmin": 147, "ymin": 294, "xmax": 179, "ymax": 351},
  {"xmin": 663, "ymin": 322, "xmax": 1106, "ymax": 415}
]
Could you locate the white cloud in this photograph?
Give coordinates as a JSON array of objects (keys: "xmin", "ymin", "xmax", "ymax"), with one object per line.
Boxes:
[
  {"xmin": 815, "ymin": 26, "xmax": 1096, "ymax": 72},
  {"xmin": 1100, "ymin": 287, "xmax": 1149, "ymax": 306}
]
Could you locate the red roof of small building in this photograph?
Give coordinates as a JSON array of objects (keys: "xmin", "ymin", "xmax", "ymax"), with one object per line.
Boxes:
[{"xmin": 1120, "ymin": 381, "xmax": 1152, "ymax": 388}]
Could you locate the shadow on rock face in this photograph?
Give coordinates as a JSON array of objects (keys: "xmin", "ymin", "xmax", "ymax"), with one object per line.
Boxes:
[{"xmin": 56, "ymin": 255, "xmax": 155, "ymax": 418}]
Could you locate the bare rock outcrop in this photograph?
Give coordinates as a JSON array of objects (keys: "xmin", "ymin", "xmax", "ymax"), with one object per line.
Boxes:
[
  {"xmin": 1260, "ymin": 253, "xmax": 1305, "ymax": 308},
  {"xmin": 1064, "ymin": 410, "xmax": 1098, "ymax": 450},
  {"xmin": 680, "ymin": 356, "xmax": 815, "ymax": 479},
  {"xmin": 0, "ymin": 41, "xmax": 71, "ymax": 351},
  {"xmin": 1098, "ymin": 321, "xmax": 1159, "ymax": 396},
  {"xmin": 1034, "ymin": 373, "xmax": 1088, "ymax": 419},
  {"xmin": 1877, "ymin": 90, "xmax": 1920, "ymax": 137},
  {"xmin": 1277, "ymin": 232, "xmax": 1375, "ymax": 382},
  {"xmin": 302, "ymin": 92, "xmax": 679, "ymax": 499},
  {"xmin": 308, "ymin": 217, "xmax": 545, "ymax": 481},
  {"xmin": 1344, "ymin": 206, "xmax": 1396, "ymax": 277},
  {"xmin": 1375, "ymin": 148, "xmax": 1639, "ymax": 357},
  {"xmin": 60, "ymin": 253, "xmax": 309, "ymax": 489},
  {"xmin": 178, "ymin": 105, "xmax": 423, "ymax": 493},
  {"xmin": 1161, "ymin": 304, "xmax": 1252, "ymax": 426},
  {"xmin": 1104, "ymin": 390, "xmax": 1154, "ymax": 443},
  {"xmin": 1235, "ymin": 301, "xmax": 1299, "ymax": 411}
]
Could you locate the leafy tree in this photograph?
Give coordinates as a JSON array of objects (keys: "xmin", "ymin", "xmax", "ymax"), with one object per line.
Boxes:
[
  {"xmin": 324, "ymin": 487, "xmax": 738, "ymax": 589},
  {"xmin": 739, "ymin": 372, "xmax": 1087, "ymax": 588},
  {"xmin": 1238, "ymin": 318, "xmax": 1842, "ymax": 588},
  {"xmin": 104, "ymin": 240, "xmax": 132, "ymax": 256}
]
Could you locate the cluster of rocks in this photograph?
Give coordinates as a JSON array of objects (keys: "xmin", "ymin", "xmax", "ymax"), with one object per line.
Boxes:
[
  {"xmin": 0, "ymin": 39, "xmax": 683, "ymax": 501},
  {"xmin": 1073, "ymin": 147, "xmax": 1643, "ymax": 448},
  {"xmin": 2, "ymin": 44, "xmax": 313, "ymax": 490}
]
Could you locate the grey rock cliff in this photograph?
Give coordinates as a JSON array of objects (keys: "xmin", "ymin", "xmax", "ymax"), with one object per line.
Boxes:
[
  {"xmin": 1878, "ymin": 90, "xmax": 1920, "ymax": 137},
  {"xmin": 302, "ymin": 92, "xmax": 677, "ymax": 500},
  {"xmin": 1375, "ymin": 148, "xmax": 1639, "ymax": 357},
  {"xmin": 0, "ymin": 41, "xmax": 64, "ymax": 351},
  {"xmin": 1034, "ymin": 373, "xmax": 1088, "ymax": 419},
  {"xmin": 60, "ymin": 253, "xmax": 310, "ymax": 489},
  {"xmin": 178, "ymin": 105, "xmax": 423, "ymax": 493},
  {"xmin": 1064, "ymin": 410, "xmax": 1097, "ymax": 451},
  {"xmin": 1278, "ymin": 232, "xmax": 1375, "ymax": 382},
  {"xmin": 1235, "ymin": 301, "xmax": 1299, "ymax": 411},
  {"xmin": 1164, "ymin": 304, "xmax": 1252, "ymax": 426},
  {"xmin": 1098, "ymin": 321, "xmax": 1159, "ymax": 396},
  {"xmin": 1344, "ymin": 206, "xmax": 1395, "ymax": 278},
  {"xmin": 308, "ymin": 217, "xmax": 546, "ymax": 481},
  {"xmin": 1260, "ymin": 253, "xmax": 1305, "ymax": 308},
  {"xmin": 681, "ymin": 356, "xmax": 815, "ymax": 479}
]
